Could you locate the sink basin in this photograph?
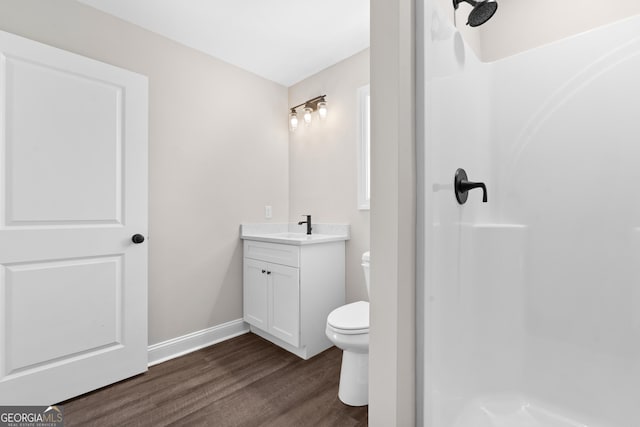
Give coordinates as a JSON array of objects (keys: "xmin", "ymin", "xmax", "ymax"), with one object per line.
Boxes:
[
  {"xmin": 269, "ymin": 232, "xmax": 310, "ymax": 239},
  {"xmin": 270, "ymin": 232, "xmax": 330, "ymax": 240}
]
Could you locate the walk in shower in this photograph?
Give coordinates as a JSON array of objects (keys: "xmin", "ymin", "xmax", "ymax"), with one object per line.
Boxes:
[{"xmin": 420, "ymin": 2, "xmax": 640, "ymax": 426}]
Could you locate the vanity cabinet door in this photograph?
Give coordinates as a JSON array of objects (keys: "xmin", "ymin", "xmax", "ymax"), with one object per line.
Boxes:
[
  {"xmin": 268, "ymin": 263, "xmax": 300, "ymax": 347},
  {"xmin": 243, "ymin": 258, "xmax": 268, "ymax": 329}
]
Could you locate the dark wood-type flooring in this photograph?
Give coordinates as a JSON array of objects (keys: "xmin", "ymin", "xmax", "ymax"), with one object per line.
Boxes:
[{"xmin": 60, "ymin": 333, "xmax": 368, "ymax": 426}]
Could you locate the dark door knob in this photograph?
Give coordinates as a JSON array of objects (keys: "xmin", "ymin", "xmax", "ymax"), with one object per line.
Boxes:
[{"xmin": 131, "ymin": 234, "xmax": 145, "ymax": 244}]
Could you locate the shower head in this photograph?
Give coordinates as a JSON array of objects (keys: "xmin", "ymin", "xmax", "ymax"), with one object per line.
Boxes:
[{"xmin": 453, "ymin": 0, "xmax": 498, "ymax": 27}]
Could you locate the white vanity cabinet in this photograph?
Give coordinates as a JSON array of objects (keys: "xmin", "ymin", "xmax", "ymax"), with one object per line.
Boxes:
[
  {"xmin": 244, "ymin": 257, "xmax": 300, "ymax": 346},
  {"xmin": 242, "ymin": 238, "xmax": 345, "ymax": 359}
]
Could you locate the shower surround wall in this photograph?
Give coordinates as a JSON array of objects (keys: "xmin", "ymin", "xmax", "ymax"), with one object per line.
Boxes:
[{"xmin": 423, "ymin": 6, "xmax": 640, "ymax": 427}]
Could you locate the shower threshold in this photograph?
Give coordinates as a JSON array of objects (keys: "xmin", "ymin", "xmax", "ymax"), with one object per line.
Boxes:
[{"xmin": 452, "ymin": 395, "xmax": 605, "ymax": 427}]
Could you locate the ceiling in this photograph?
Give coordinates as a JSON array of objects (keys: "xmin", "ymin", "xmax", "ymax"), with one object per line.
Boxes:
[{"xmin": 77, "ymin": 0, "xmax": 370, "ymax": 87}]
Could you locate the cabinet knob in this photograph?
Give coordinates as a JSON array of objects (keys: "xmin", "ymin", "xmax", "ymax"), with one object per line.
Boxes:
[
  {"xmin": 261, "ymin": 269, "xmax": 266, "ymax": 274},
  {"xmin": 267, "ymin": 271, "xmax": 271, "ymax": 275}
]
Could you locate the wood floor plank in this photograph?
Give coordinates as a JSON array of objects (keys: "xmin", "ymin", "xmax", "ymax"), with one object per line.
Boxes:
[{"xmin": 60, "ymin": 333, "xmax": 368, "ymax": 426}]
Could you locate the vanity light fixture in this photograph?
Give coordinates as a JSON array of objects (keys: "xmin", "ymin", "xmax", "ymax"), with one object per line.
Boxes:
[
  {"xmin": 289, "ymin": 108, "xmax": 299, "ymax": 131},
  {"xmin": 288, "ymin": 95, "xmax": 328, "ymax": 131},
  {"xmin": 303, "ymin": 107, "xmax": 313, "ymax": 125},
  {"xmin": 317, "ymin": 101, "xmax": 328, "ymax": 120}
]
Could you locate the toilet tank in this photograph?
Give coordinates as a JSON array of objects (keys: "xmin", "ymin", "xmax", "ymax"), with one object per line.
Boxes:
[{"xmin": 362, "ymin": 251, "xmax": 370, "ymax": 296}]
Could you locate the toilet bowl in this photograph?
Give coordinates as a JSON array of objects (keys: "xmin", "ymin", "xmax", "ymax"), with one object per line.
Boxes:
[{"xmin": 325, "ymin": 251, "xmax": 370, "ymax": 406}]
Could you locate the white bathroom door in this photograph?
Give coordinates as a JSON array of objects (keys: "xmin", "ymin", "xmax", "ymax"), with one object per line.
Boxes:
[{"xmin": 0, "ymin": 31, "xmax": 148, "ymax": 405}]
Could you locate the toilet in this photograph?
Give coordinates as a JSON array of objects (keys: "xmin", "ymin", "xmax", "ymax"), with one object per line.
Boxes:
[{"xmin": 325, "ymin": 251, "xmax": 370, "ymax": 406}]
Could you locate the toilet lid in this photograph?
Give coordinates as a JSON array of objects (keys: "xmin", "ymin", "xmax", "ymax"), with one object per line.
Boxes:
[{"xmin": 328, "ymin": 301, "xmax": 369, "ymax": 331}]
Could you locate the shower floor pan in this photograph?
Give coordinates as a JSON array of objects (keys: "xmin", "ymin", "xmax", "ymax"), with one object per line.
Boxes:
[{"xmin": 453, "ymin": 395, "xmax": 604, "ymax": 427}]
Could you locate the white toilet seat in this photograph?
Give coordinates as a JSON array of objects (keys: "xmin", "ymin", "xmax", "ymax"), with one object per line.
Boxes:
[
  {"xmin": 327, "ymin": 324, "xmax": 368, "ymax": 335},
  {"xmin": 327, "ymin": 301, "xmax": 369, "ymax": 334}
]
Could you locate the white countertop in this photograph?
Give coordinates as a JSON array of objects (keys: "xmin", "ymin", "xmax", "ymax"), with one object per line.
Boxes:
[{"xmin": 240, "ymin": 223, "xmax": 350, "ymax": 246}]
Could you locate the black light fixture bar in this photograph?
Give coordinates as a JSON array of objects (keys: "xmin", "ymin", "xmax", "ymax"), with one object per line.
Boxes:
[{"xmin": 290, "ymin": 95, "xmax": 327, "ymax": 112}]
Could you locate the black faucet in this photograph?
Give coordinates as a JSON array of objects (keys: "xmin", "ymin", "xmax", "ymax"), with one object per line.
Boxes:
[
  {"xmin": 298, "ymin": 215, "xmax": 312, "ymax": 235},
  {"xmin": 454, "ymin": 168, "xmax": 487, "ymax": 204}
]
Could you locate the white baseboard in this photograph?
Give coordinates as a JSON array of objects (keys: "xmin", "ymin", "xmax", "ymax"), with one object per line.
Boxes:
[{"xmin": 148, "ymin": 319, "xmax": 249, "ymax": 366}]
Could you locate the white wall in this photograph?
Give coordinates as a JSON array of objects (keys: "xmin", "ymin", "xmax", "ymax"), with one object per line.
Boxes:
[
  {"xmin": 0, "ymin": 0, "xmax": 290, "ymax": 345},
  {"xmin": 288, "ymin": 49, "xmax": 370, "ymax": 303},
  {"xmin": 479, "ymin": 0, "xmax": 640, "ymax": 61},
  {"xmin": 435, "ymin": 0, "xmax": 640, "ymax": 62},
  {"xmin": 370, "ymin": 0, "xmax": 416, "ymax": 425}
]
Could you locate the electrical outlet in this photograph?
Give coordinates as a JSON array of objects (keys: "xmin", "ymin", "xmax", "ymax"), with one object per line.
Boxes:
[{"xmin": 265, "ymin": 205, "xmax": 272, "ymax": 219}]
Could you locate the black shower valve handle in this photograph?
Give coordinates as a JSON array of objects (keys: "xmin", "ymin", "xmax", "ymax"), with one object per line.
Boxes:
[
  {"xmin": 459, "ymin": 180, "xmax": 487, "ymax": 202},
  {"xmin": 454, "ymin": 168, "xmax": 488, "ymax": 204}
]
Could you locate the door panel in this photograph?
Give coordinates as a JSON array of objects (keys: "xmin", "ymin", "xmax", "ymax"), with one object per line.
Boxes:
[
  {"xmin": 0, "ymin": 30, "xmax": 148, "ymax": 405},
  {"xmin": 4, "ymin": 55, "xmax": 122, "ymax": 225},
  {"xmin": 4, "ymin": 256, "xmax": 122, "ymax": 373},
  {"xmin": 243, "ymin": 258, "xmax": 268, "ymax": 329},
  {"xmin": 268, "ymin": 263, "xmax": 299, "ymax": 347}
]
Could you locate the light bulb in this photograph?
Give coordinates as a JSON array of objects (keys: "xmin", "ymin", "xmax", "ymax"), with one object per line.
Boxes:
[
  {"xmin": 317, "ymin": 101, "xmax": 328, "ymax": 120},
  {"xmin": 303, "ymin": 107, "xmax": 313, "ymax": 125},
  {"xmin": 289, "ymin": 110, "xmax": 298, "ymax": 131}
]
